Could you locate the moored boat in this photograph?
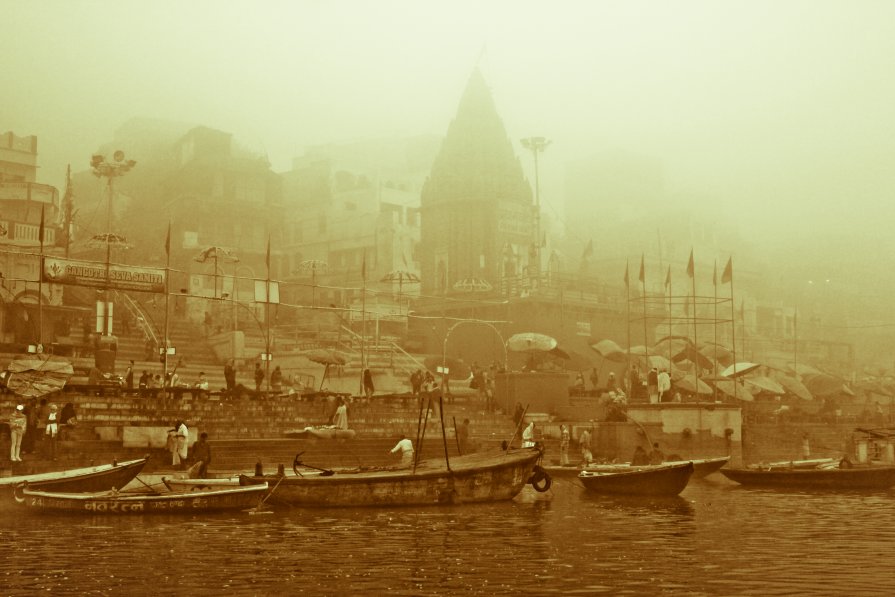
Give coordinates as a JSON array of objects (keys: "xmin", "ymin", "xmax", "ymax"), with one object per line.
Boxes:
[
  {"xmin": 0, "ymin": 457, "xmax": 149, "ymax": 503},
  {"xmin": 282, "ymin": 426, "xmax": 357, "ymax": 440},
  {"xmin": 546, "ymin": 456, "xmax": 729, "ymax": 479},
  {"xmin": 238, "ymin": 447, "xmax": 543, "ymax": 507},
  {"xmin": 578, "ymin": 461, "xmax": 694, "ymax": 496},
  {"xmin": 720, "ymin": 464, "xmax": 895, "ymax": 489},
  {"xmin": 15, "ymin": 483, "xmax": 269, "ymax": 514}
]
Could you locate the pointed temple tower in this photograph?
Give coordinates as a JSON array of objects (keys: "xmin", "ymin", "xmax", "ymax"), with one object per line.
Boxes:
[{"xmin": 419, "ymin": 69, "xmax": 534, "ymax": 297}]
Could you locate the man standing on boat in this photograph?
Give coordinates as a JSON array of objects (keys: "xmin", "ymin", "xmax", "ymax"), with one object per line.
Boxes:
[
  {"xmin": 8, "ymin": 404, "xmax": 27, "ymax": 462},
  {"xmin": 522, "ymin": 421, "xmax": 536, "ymax": 448},
  {"xmin": 391, "ymin": 435, "xmax": 414, "ymax": 468}
]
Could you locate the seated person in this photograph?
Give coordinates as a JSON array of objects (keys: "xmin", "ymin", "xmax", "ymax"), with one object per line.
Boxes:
[
  {"xmin": 193, "ymin": 372, "xmax": 210, "ymax": 399},
  {"xmin": 630, "ymin": 445, "xmax": 650, "ymax": 466}
]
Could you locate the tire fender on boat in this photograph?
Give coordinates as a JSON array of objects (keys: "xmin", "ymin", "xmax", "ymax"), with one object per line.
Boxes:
[{"xmin": 528, "ymin": 465, "xmax": 552, "ymax": 492}]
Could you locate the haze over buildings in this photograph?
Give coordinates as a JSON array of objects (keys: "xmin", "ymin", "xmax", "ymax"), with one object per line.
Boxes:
[{"xmin": 4, "ymin": 0, "xmax": 895, "ymax": 368}]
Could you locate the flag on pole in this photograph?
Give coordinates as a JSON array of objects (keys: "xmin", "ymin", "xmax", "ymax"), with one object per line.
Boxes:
[
  {"xmin": 38, "ymin": 205, "xmax": 45, "ymax": 245},
  {"xmin": 664, "ymin": 265, "xmax": 671, "ymax": 288},
  {"xmin": 164, "ymin": 222, "xmax": 171, "ymax": 257},
  {"xmin": 686, "ymin": 249, "xmax": 694, "ymax": 278},
  {"xmin": 581, "ymin": 239, "xmax": 593, "ymax": 261},
  {"xmin": 638, "ymin": 254, "xmax": 645, "ymax": 283},
  {"xmin": 721, "ymin": 256, "xmax": 733, "ymax": 284},
  {"xmin": 623, "ymin": 260, "xmax": 629, "ymax": 288},
  {"xmin": 265, "ymin": 236, "xmax": 271, "ymax": 272}
]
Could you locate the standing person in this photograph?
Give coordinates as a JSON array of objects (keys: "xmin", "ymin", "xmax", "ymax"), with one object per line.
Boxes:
[
  {"xmin": 253, "ymin": 362, "xmax": 265, "ymax": 393},
  {"xmin": 559, "ymin": 424, "xmax": 571, "ymax": 465},
  {"xmin": 45, "ymin": 404, "xmax": 59, "ymax": 460},
  {"xmin": 456, "ymin": 418, "xmax": 471, "ymax": 455},
  {"xmin": 224, "ymin": 359, "xmax": 236, "ymax": 397},
  {"xmin": 138, "ymin": 370, "xmax": 150, "ymax": 390},
  {"xmin": 190, "ymin": 432, "xmax": 212, "ymax": 479},
  {"xmin": 628, "ymin": 366, "xmax": 642, "ymax": 401},
  {"xmin": 170, "ymin": 420, "xmax": 189, "ymax": 469},
  {"xmin": 34, "ymin": 398, "xmax": 49, "ymax": 453},
  {"xmin": 647, "ymin": 367, "xmax": 659, "ymax": 404},
  {"xmin": 270, "ymin": 366, "xmax": 283, "ymax": 393},
  {"xmin": 589, "ymin": 368, "xmax": 599, "ymax": 392},
  {"xmin": 648, "ymin": 442, "xmax": 665, "ymax": 465},
  {"xmin": 390, "ymin": 435, "xmax": 415, "ymax": 468},
  {"xmin": 422, "ymin": 372, "xmax": 439, "ymax": 417},
  {"xmin": 8, "ymin": 404, "xmax": 27, "ymax": 462},
  {"xmin": 332, "ymin": 397, "xmax": 349, "ymax": 430},
  {"xmin": 125, "ymin": 360, "xmax": 135, "ymax": 394},
  {"xmin": 579, "ymin": 428, "xmax": 593, "ymax": 464},
  {"xmin": 607, "ymin": 371, "xmax": 616, "ymax": 392},
  {"xmin": 657, "ymin": 369, "xmax": 671, "ymax": 402},
  {"xmin": 410, "ymin": 369, "xmax": 422, "ymax": 397},
  {"xmin": 362, "ymin": 368, "xmax": 375, "ymax": 400},
  {"xmin": 522, "ymin": 420, "xmax": 536, "ymax": 448},
  {"xmin": 22, "ymin": 398, "xmax": 37, "ymax": 455}
]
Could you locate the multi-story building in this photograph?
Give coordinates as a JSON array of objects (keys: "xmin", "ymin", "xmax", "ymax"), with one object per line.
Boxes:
[{"xmin": 0, "ymin": 131, "xmax": 78, "ymax": 349}]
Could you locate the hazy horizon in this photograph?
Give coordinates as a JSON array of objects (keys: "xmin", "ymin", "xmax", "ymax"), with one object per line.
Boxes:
[{"xmin": 5, "ymin": 0, "xmax": 895, "ymax": 247}]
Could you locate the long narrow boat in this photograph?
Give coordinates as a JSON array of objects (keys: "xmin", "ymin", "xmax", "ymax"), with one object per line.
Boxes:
[
  {"xmin": 0, "ymin": 457, "xmax": 149, "ymax": 502},
  {"xmin": 15, "ymin": 483, "xmax": 269, "ymax": 514},
  {"xmin": 546, "ymin": 456, "xmax": 729, "ymax": 479},
  {"xmin": 238, "ymin": 448, "xmax": 543, "ymax": 507},
  {"xmin": 578, "ymin": 461, "xmax": 694, "ymax": 496},
  {"xmin": 721, "ymin": 464, "xmax": 895, "ymax": 489}
]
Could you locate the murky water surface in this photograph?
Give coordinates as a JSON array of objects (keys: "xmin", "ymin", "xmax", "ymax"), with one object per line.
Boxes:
[{"xmin": 2, "ymin": 476, "xmax": 894, "ymax": 595}]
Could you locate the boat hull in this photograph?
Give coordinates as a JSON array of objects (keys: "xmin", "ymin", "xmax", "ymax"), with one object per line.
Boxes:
[
  {"xmin": 16, "ymin": 483, "xmax": 268, "ymax": 514},
  {"xmin": 547, "ymin": 456, "xmax": 728, "ymax": 479},
  {"xmin": 239, "ymin": 448, "xmax": 541, "ymax": 507},
  {"xmin": 721, "ymin": 465, "xmax": 895, "ymax": 489},
  {"xmin": 579, "ymin": 462, "xmax": 694, "ymax": 496},
  {"xmin": 0, "ymin": 458, "xmax": 149, "ymax": 502}
]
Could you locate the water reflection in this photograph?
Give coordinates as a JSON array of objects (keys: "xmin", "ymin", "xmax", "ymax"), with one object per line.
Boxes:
[{"xmin": 2, "ymin": 480, "xmax": 895, "ymax": 595}]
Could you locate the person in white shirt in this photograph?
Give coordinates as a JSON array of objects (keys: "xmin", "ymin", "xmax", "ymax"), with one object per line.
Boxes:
[
  {"xmin": 522, "ymin": 421, "xmax": 536, "ymax": 448},
  {"xmin": 657, "ymin": 369, "xmax": 671, "ymax": 402},
  {"xmin": 390, "ymin": 435, "xmax": 414, "ymax": 468}
]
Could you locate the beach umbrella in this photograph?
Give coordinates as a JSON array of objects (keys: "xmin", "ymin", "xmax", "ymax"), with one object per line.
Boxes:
[
  {"xmin": 672, "ymin": 345, "xmax": 716, "ymax": 370},
  {"xmin": 720, "ymin": 362, "xmax": 762, "ymax": 378},
  {"xmin": 9, "ymin": 356, "xmax": 74, "ymax": 398},
  {"xmin": 635, "ymin": 354, "xmax": 672, "ymax": 372},
  {"xmin": 452, "ymin": 278, "xmax": 493, "ymax": 293},
  {"xmin": 673, "ymin": 373, "xmax": 713, "ymax": 395},
  {"xmin": 300, "ymin": 348, "xmax": 349, "ymax": 390},
  {"xmin": 802, "ymin": 373, "xmax": 854, "ymax": 398},
  {"xmin": 743, "ymin": 375, "xmax": 785, "ymax": 395},
  {"xmin": 507, "ymin": 332, "xmax": 558, "ymax": 353},
  {"xmin": 591, "ymin": 339, "xmax": 628, "ymax": 363},
  {"xmin": 711, "ymin": 379, "xmax": 755, "ymax": 401},
  {"xmin": 380, "ymin": 269, "xmax": 420, "ymax": 294},
  {"xmin": 698, "ymin": 343, "xmax": 735, "ymax": 368},
  {"xmin": 776, "ymin": 375, "xmax": 814, "ymax": 401},
  {"xmin": 549, "ymin": 347, "xmax": 597, "ymax": 371}
]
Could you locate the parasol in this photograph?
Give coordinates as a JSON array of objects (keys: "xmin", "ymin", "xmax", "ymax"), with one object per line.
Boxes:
[
  {"xmin": 8, "ymin": 356, "xmax": 74, "ymax": 398},
  {"xmin": 720, "ymin": 362, "xmax": 762, "ymax": 379},
  {"xmin": 711, "ymin": 379, "xmax": 755, "ymax": 401},
  {"xmin": 673, "ymin": 373, "xmax": 713, "ymax": 395},
  {"xmin": 743, "ymin": 375, "xmax": 785, "ymax": 395},
  {"xmin": 591, "ymin": 339, "xmax": 628, "ymax": 363},
  {"xmin": 698, "ymin": 343, "xmax": 735, "ymax": 368},
  {"xmin": 452, "ymin": 278, "xmax": 493, "ymax": 293},
  {"xmin": 380, "ymin": 269, "xmax": 421, "ymax": 294},
  {"xmin": 776, "ymin": 375, "xmax": 814, "ymax": 401},
  {"xmin": 802, "ymin": 373, "xmax": 854, "ymax": 398},
  {"xmin": 300, "ymin": 348, "xmax": 349, "ymax": 390},
  {"xmin": 508, "ymin": 332, "xmax": 558, "ymax": 353}
]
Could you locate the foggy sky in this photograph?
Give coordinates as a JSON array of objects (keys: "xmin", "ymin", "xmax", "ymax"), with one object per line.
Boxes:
[{"xmin": 5, "ymin": 0, "xmax": 895, "ymax": 243}]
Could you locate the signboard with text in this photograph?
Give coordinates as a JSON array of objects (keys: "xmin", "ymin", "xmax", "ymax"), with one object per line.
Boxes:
[{"xmin": 42, "ymin": 257, "xmax": 166, "ymax": 293}]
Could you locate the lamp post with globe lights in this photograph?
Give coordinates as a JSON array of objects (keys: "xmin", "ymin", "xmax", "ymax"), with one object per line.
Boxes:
[{"xmin": 90, "ymin": 151, "xmax": 136, "ymax": 337}]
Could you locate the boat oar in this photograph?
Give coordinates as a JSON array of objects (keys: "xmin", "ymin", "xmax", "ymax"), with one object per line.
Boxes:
[
  {"xmin": 505, "ymin": 403, "xmax": 530, "ymax": 450},
  {"xmin": 248, "ymin": 475, "xmax": 284, "ymax": 515},
  {"xmin": 452, "ymin": 416, "xmax": 462, "ymax": 455},
  {"xmin": 133, "ymin": 475, "xmax": 164, "ymax": 495}
]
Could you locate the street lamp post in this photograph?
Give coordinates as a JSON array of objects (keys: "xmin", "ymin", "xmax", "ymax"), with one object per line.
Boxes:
[
  {"xmin": 520, "ymin": 136, "xmax": 550, "ymax": 284},
  {"xmin": 90, "ymin": 151, "xmax": 136, "ymax": 336}
]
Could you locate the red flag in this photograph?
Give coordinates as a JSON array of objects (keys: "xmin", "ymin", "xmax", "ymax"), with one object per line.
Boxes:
[
  {"xmin": 265, "ymin": 236, "xmax": 271, "ymax": 272},
  {"xmin": 638, "ymin": 254, "xmax": 645, "ymax": 283},
  {"xmin": 623, "ymin": 261, "xmax": 629, "ymax": 288},
  {"xmin": 38, "ymin": 205, "xmax": 45, "ymax": 245},
  {"xmin": 664, "ymin": 265, "xmax": 671, "ymax": 288},
  {"xmin": 686, "ymin": 249, "xmax": 694, "ymax": 279},
  {"xmin": 721, "ymin": 257, "xmax": 733, "ymax": 284}
]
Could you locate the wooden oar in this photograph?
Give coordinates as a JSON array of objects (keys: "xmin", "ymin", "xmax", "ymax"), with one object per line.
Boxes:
[
  {"xmin": 505, "ymin": 403, "xmax": 530, "ymax": 449},
  {"xmin": 248, "ymin": 476, "xmax": 284, "ymax": 515}
]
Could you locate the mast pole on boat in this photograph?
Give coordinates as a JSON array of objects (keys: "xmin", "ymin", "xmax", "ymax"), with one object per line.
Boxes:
[
  {"xmin": 163, "ymin": 221, "xmax": 171, "ymax": 387},
  {"xmin": 728, "ymin": 258, "xmax": 736, "ymax": 401},
  {"xmin": 37, "ymin": 205, "xmax": 45, "ymax": 352}
]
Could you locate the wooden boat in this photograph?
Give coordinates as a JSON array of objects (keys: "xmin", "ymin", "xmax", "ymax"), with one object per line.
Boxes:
[
  {"xmin": 282, "ymin": 426, "xmax": 357, "ymax": 440},
  {"xmin": 0, "ymin": 457, "xmax": 149, "ymax": 502},
  {"xmin": 721, "ymin": 464, "xmax": 895, "ymax": 489},
  {"xmin": 546, "ymin": 456, "xmax": 729, "ymax": 479},
  {"xmin": 238, "ymin": 448, "xmax": 543, "ymax": 507},
  {"xmin": 15, "ymin": 483, "xmax": 269, "ymax": 514},
  {"xmin": 578, "ymin": 461, "xmax": 694, "ymax": 496}
]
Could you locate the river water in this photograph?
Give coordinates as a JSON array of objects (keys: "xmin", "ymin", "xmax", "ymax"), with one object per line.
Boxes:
[{"xmin": 2, "ymin": 475, "xmax": 894, "ymax": 596}]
